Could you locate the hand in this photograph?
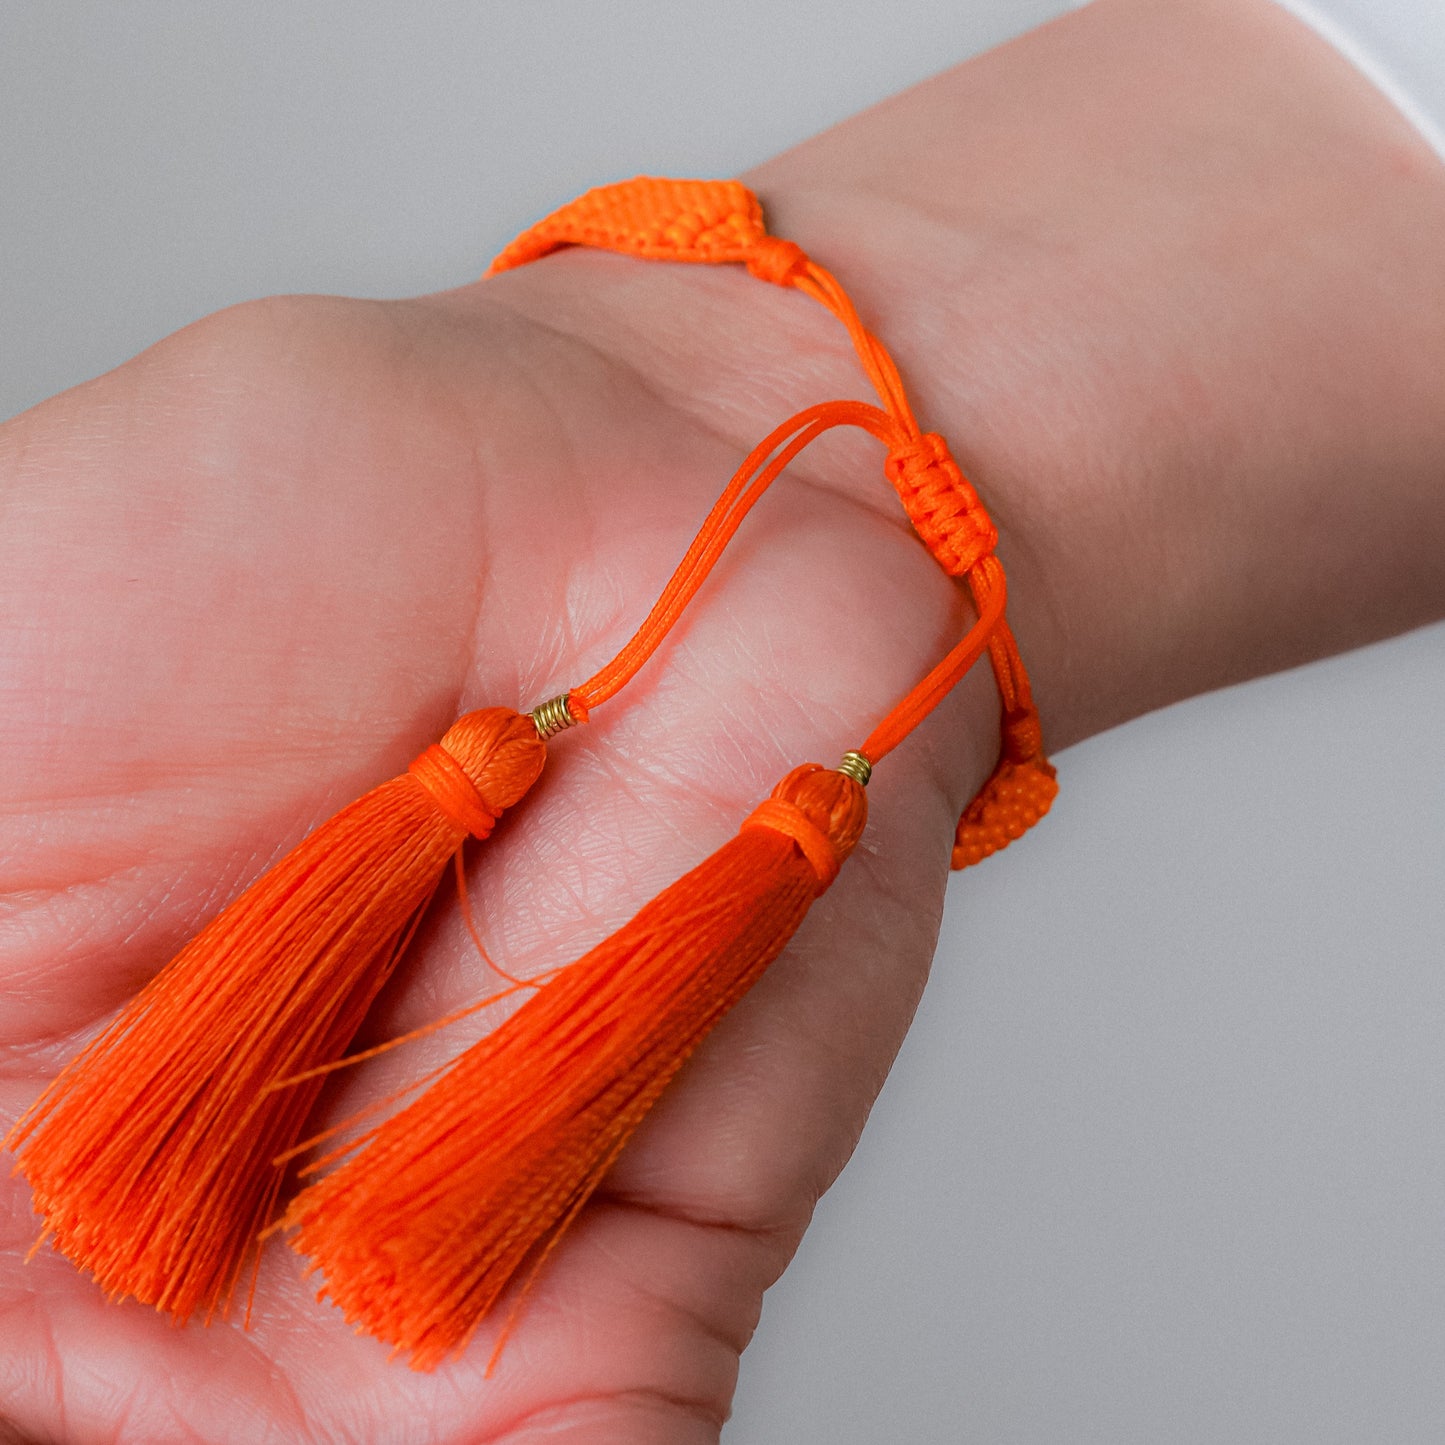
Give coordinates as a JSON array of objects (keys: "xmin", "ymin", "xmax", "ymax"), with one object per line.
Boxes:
[
  {"xmin": 0, "ymin": 261, "xmax": 993, "ymax": 1441},
  {"xmin": 4, "ymin": 1, "xmax": 1444, "ymax": 1439}
]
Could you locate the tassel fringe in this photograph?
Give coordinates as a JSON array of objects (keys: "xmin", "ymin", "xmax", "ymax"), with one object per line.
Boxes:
[
  {"xmin": 284, "ymin": 763, "xmax": 866, "ymax": 1369},
  {"xmin": 6, "ymin": 707, "xmax": 544, "ymax": 1322}
]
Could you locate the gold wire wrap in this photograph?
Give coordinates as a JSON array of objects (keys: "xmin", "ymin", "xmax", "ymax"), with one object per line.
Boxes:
[
  {"xmin": 836, "ymin": 751, "xmax": 872, "ymax": 788},
  {"xmin": 529, "ymin": 694, "xmax": 580, "ymax": 740}
]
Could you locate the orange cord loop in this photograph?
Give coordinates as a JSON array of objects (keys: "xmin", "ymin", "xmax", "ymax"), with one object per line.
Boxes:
[
  {"xmin": 569, "ymin": 397, "xmax": 1005, "ymax": 773},
  {"xmin": 572, "ymin": 400, "xmax": 896, "ymax": 713}
]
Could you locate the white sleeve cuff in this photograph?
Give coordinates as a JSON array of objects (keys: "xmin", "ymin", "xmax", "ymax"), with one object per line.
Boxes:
[{"xmin": 1267, "ymin": 0, "xmax": 1445, "ymax": 161}]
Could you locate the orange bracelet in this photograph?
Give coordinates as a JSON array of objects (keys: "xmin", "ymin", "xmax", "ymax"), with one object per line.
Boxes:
[
  {"xmin": 491, "ymin": 176, "xmax": 1058, "ymax": 867},
  {"xmin": 7, "ymin": 175, "xmax": 1057, "ymax": 1372}
]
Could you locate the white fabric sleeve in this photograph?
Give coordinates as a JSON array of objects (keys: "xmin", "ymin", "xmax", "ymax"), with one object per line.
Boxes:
[{"xmin": 1267, "ymin": 0, "xmax": 1445, "ymax": 160}]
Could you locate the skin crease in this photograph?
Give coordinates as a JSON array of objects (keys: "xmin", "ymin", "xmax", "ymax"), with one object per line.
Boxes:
[{"xmin": 0, "ymin": 0, "xmax": 1443, "ymax": 1439}]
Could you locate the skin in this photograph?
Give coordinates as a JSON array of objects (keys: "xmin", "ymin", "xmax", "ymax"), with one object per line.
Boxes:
[{"xmin": 1, "ymin": 0, "xmax": 1443, "ymax": 1439}]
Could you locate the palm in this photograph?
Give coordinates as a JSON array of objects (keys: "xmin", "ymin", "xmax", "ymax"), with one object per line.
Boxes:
[{"xmin": 0, "ymin": 260, "xmax": 985, "ymax": 1442}]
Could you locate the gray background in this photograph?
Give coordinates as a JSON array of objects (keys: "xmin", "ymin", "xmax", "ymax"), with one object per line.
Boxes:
[{"xmin": 3, "ymin": 3, "xmax": 1443, "ymax": 1441}]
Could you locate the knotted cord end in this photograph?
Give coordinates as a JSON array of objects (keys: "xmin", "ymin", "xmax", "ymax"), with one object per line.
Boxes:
[
  {"xmin": 952, "ymin": 755, "xmax": 1058, "ymax": 869},
  {"xmin": 745, "ymin": 237, "xmax": 811, "ymax": 288}
]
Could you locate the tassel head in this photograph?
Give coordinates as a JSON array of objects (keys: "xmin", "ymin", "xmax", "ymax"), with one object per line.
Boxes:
[{"xmin": 415, "ymin": 707, "xmax": 549, "ymax": 832}]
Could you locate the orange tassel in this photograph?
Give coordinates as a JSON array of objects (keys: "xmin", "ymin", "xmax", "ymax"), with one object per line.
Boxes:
[
  {"xmin": 284, "ymin": 761, "xmax": 867, "ymax": 1369},
  {"xmin": 5, "ymin": 707, "xmax": 545, "ymax": 1322}
]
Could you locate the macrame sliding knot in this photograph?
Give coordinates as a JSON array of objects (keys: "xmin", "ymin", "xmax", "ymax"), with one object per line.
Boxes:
[
  {"xmin": 884, "ymin": 432, "xmax": 998, "ymax": 578},
  {"xmin": 741, "ymin": 797, "xmax": 841, "ymax": 892}
]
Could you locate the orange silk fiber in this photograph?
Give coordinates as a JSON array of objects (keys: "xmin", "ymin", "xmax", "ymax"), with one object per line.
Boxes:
[
  {"xmin": 6, "ymin": 708, "xmax": 544, "ymax": 1322},
  {"xmin": 284, "ymin": 765, "xmax": 866, "ymax": 1371},
  {"xmin": 489, "ymin": 176, "xmax": 1057, "ymax": 865}
]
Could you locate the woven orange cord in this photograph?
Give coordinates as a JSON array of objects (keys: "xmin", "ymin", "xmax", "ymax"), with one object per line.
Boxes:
[{"xmin": 490, "ymin": 177, "xmax": 1057, "ymax": 865}]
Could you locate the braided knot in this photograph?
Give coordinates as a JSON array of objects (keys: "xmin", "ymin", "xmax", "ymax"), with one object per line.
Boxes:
[
  {"xmin": 884, "ymin": 432, "xmax": 997, "ymax": 577},
  {"xmin": 745, "ymin": 238, "xmax": 810, "ymax": 288}
]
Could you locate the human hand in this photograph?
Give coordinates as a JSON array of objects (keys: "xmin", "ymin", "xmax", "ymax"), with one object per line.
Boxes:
[
  {"xmin": 0, "ymin": 254, "xmax": 993, "ymax": 1441},
  {"xmin": 4, "ymin": 0, "xmax": 1444, "ymax": 1439}
]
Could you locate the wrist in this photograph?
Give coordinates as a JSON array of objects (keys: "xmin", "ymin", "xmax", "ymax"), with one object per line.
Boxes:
[
  {"xmin": 782, "ymin": 0, "xmax": 1445, "ymax": 739},
  {"xmin": 746, "ymin": 0, "xmax": 1445, "ymax": 745},
  {"xmin": 461, "ymin": 0, "xmax": 1445, "ymax": 774}
]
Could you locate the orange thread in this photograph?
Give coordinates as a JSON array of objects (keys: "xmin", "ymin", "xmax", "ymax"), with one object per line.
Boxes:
[
  {"xmin": 408, "ymin": 745, "xmax": 499, "ymax": 840},
  {"xmin": 741, "ymin": 797, "xmax": 840, "ymax": 891}
]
